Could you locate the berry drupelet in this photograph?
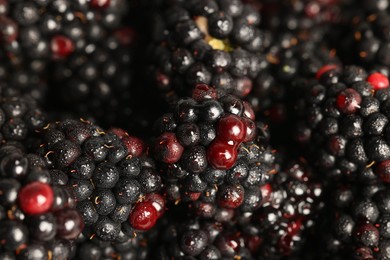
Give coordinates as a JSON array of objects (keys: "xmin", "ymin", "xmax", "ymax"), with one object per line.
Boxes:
[
  {"xmin": 0, "ymin": 143, "xmax": 82, "ymax": 259},
  {"xmin": 290, "ymin": 65, "xmax": 390, "ymax": 181},
  {"xmin": 152, "ymin": 85, "xmax": 277, "ymax": 214},
  {"xmin": 36, "ymin": 119, "xmax": 165, "ymax": 242},
  {"xmin": 147, "ymin": 0, "xmax": 272, "ymax": 104}
]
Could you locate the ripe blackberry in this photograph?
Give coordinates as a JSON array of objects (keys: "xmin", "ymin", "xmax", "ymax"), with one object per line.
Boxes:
[
  {"xmin": 152, "ymin": 211, "xmax": 254, "ymax": 259},
  {"xmin": 0, "ymin": 91, "xmax": 46, "ymax": 149},
  {"xmin": 306, "ymin": 179, "xmax": 390, "ymax": 259},
  {"xmin": 152, "ymin": 85, "xmax": 276, "ymax": 214},
  {"xmin": 0, "ymin": 0, "xmax": 140, "ymax": 128},
  {"xmin": 330, "ymin": 5, "xmax": 390, "ymax": 74},
  {"xmin": 147, "ymin": 0, "xmax": 272, "ymax": 104},
  {"xmin": 239, "ymin": 159, "xmax": 324, "ymax": 259},
  {"xmin": 260, "ymin": 0, "xmax": 347, "ymax": 35},
  {"xmin": 0, "ymin": 143, "xmax": 81, "ymax": 259},
  {"xmin": 48, "ymin": 26, "xmax": 137, "ymax": 128},
  {"xmin": 37, "ymin": 119, "xmax": 165, "ymax": 242},
  {"xmin": 245, "ymin": 32, "xmax": 340, "ymax": 139},
  {"xmin": 289, "ymin": 65, "xmax": 390, "ymax": 181},
  {"xmin": 72, "ymin": 228, "xmax": 157, "ymax": 260}
]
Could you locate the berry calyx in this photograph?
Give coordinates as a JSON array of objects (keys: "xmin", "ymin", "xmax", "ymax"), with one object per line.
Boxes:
[
  {"xmin": 18, "ymin": 182, "xmax": 54, "ymax": 215},
  {"xmin": 129, "ymin": 201, "xmax": 158, "ymax": 231}
]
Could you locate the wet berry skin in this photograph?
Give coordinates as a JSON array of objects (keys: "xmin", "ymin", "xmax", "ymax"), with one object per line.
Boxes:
[
  {"xmin": 217, "ymin": 114, "xmax": 246, "ymax": 143},
  {"xmin": 55, "ymin": 209, "xmax": 84, "ymax": 240},
  {"xmin": 154, "ymin": 132, "xmax": 184, "ymax": 164},
  {"xmin": 367, "ymin": 72, "xmax": 389, "ymax": 90},
  {"xmin": 18, "ymin": 182, "xmax": 54, "ymax": 215},
  {"xmin": 129, "ymin": 201, "xmax": 158, "ymax": 231},
  {"xmin": 207, "ymin": 141, "xmax": 238, "ymax": 170},
  {"xmin": 336, "ymin": 88, "xmax": 362, "ymax": 114},
  {"xmin": 217, "ymin": 184, "xmax": 245, "ymax": 209}
]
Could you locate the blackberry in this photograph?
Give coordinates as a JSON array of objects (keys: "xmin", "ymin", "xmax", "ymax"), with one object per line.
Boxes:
[
  {"xmin": 240, "ymin": 159, "xmax": 324, "ymax": 259},
  {"xmin": 0, "ymin": 0, "xmax": 142, "ymax": 129},
  {"xmin": 289, "ymin": 65, "xmax": 390, "ymax": 182},
  {"xmin": 306, "ymin": 179, "xmax": 390, "ymax": 259},
  {"xmin": 36, "ymin": 119, "xmax": 165, "ymax": 242},
  {"xmin": 0, "ymin": 1, "xmax": 129, "ymax": 102},
  {"xmin": 0, "ymin": 143, "xmax": 81, "ymax": 259},
  {"xmin": 330, "ymin": 4, "xmax": 390, "ymax": 74},
  {"xmin": 152, "ymin": 211, "xmax": 254, "ymax": 259},
  {"xmin": 152, "ymin": 85, "xmax": 276, "ymax": 214},
  {"xmin": 0, "ymin": 91, "xmax": 46, "ymax": 149},
  {"xmin": 147, "ymin": 0, "xmax": 272, "ymax": 104}
]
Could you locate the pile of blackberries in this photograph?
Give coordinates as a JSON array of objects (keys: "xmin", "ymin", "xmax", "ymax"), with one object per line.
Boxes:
[{"xmin": 3, "ymin": 0, "xmax": 390, "ymax": 259}]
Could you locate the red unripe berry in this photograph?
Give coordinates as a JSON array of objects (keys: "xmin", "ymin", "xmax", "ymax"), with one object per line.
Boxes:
[
  {"xmin": 217, "ymin": 184, "xmax": 244, "ymax": 209},
  {"xmin": 18, "ymin": 182, "xmax": 54, "ymax": 215},
  {"xmin": 122, "ymin": 135, "xmax": 145, "ymax": 157},
  {"xmin": 129, "ymin": 202, "xmax": 158, "ymax": 231},
  {"xmin": 154, "ymin": 132, "xmax": 184, "ymax": 164},
  {"xmin": 217, "ymin": 114, "xmax": 246, "ymax": 143},
  {"xmin": 90, "ymin": 0, "xmax": 111, "ymax": 9},
  {"xmin": 367, "ymin": 72, "xmax": 389, "ymax": 90},
  {"xmin": 242, "ymin": 101, "xmax": 255, "ymax": 120},
  {"xmin": 316, "ymin": 64, "xmax": 339, "ymax": 80},
  {"xmin": 336, "ymin": 88, "xmax": 362, "ymax": 114},
  {"xmin": 242, "ymin": 118, "xmax": 257, "ymax": 142},
  {"xmin": 207, "ymin": 141, "xmax": 237, "ymax": 170},
  {"xmin": 0, "ymin": 16, "xmax": 18, "ymax": 43},
  {"xmin": 51, "ymin": 35, "xmax": 74, "ymax": 58},
  {"xmin": 375, "ymin": 160, "xmax": 390, "ymax": 183},
  {"xmin": 144, "ymin": 193, "xmax": 166, "ymax": 218},
  {"xmin": 260, "ymin": 183, "xmax": 272, "ymax": 204},
  {"xmin": 192, "ymin": 84, "xmax": 218, "ymax": 102}
]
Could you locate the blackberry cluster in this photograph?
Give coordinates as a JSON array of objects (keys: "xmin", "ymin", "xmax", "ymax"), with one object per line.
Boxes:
[
  {"xmin": 246, "ymin": 33, "xmax": 340, "ymax": 126},
  {"xmin": 331, "ymin": 1, "xmax": 390, "ymax": 73},
  {"xmin": 153, "ymin": 214, "xmax": 255, "ymax": 259},
  {"xmin": 0, "ymin": 143, "xmax": 82, "ymax": 259},
  {"xmin": 307, "ymin": 179, "xmax": 390, "ymax": 259},
  {"xmin": 0, "ymin": 91, "xmax": 46, "ymax": 148},
  {"xmin": 73, "ymin": 229, "xmax": 155, "ymax": 260},
  {"xmin": 260, "ymin": 0, "xmax": 347, "ymax": 35},
  {"xmin": 239, "ymin": 159, "xmax": 323, "ymax": 259},
  {"xmin": 152, "ymin": 85, "xmax": 276, "ymax": 214},
  {"xmin": 36, "ymin": 119, "xmax": 165, "ymax": 242},
  {"xmin": 147, "ymin": 0, "xmax": 272, "ymax": 104},
  {"xmin": 0, "ymin": 0, "xmax": 137, "ymax": 127},
  {"xmin": 290, "ymin": 65, "xmax": 390, "ymax": 181}
]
